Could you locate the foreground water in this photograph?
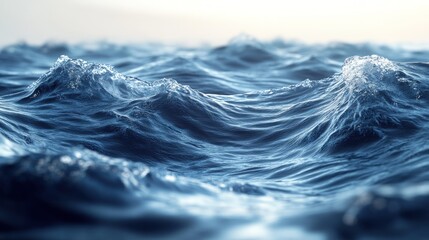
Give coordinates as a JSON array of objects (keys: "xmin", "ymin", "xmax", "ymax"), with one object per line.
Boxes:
[{"xmin": 0, "ymin": 36, "xmax": 429, "ymax": 239}]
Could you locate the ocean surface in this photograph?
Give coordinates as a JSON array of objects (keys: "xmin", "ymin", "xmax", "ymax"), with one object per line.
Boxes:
[{"xmin": 1, "ymin": 36, "xmax": 429, "ymax": 239}]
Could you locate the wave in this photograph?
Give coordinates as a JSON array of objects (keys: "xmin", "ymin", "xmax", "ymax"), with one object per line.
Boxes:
[
  {"xmin": 317, "ymin": 55, "xmax": 423, "ymax": 153},
  {"xmin": 22, "ymin": 55, "xmax": 192, "ymax": 101}
]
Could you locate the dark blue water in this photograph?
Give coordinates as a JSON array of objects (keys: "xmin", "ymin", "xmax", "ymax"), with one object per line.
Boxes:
[{"xmin": 1, "ymin": 36, "xmax": 429, "ymax": 239}]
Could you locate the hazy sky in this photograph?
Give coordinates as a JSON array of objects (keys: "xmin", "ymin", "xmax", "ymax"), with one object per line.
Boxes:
[{"xmin": 1, "ymin": 0, "xmax": 429, "ymax": 45}]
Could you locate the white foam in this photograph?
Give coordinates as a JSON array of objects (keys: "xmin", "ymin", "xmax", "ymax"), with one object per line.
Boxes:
[{"xmin": 341, "ymin": 55, "xmax": 397, "ymax": 94}]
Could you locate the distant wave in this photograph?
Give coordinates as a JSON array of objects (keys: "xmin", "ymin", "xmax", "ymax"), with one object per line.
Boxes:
[{"xmin": 1, "ymin": 37, "xmax": 429, "ymax": 239}]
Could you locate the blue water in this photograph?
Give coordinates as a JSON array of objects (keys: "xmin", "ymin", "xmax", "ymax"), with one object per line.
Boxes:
[{"xmin": 1, "ymin": 36, "xmax": 429, "ymax": 239}]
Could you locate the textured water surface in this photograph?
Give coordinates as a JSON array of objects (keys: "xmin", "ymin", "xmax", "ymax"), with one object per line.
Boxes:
[{"xmin": 1, "ymin": 36, "xmax": 429, "ymax": 239}]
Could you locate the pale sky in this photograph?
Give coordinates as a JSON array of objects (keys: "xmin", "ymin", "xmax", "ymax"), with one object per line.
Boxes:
[{"xmin": 1, "ymin": 0, "xmax": 429, "ymax": 45}]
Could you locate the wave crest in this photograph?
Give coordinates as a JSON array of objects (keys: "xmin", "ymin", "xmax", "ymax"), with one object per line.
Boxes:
[
  {"xmin": 341, "ymin": 55, "xmax": 398, "ymax": 93},
  {"xmin": 23, "ymin": 55, "xmax": 193, "ymax": 103}
]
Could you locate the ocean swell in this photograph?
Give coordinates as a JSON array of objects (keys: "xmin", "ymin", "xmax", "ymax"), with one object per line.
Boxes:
[{"xmin": 0, "ymin": 39, "xmax": 429, "ymax": 239}]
